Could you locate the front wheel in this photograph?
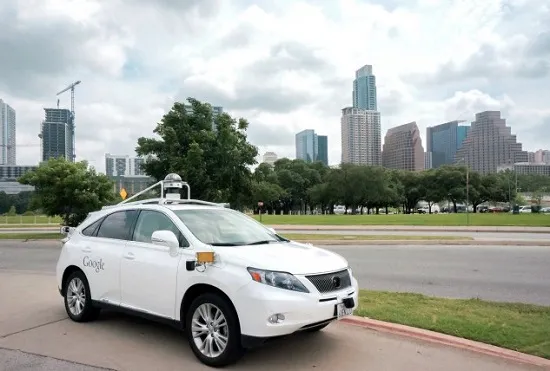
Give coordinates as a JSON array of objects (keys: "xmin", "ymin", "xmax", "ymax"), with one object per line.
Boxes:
[
  {"xmin": 185, "ymin": 293, "xmax": 244, "ymax": 367},
  {"xmin": 63, "ymin": 270, "xmax": 100, "ymax": 322}
]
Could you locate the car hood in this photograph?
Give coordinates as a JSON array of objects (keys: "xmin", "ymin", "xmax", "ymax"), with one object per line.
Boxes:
[{"xmin": 218, "ymin": 241, "xmax": 348, "ymax": 275}]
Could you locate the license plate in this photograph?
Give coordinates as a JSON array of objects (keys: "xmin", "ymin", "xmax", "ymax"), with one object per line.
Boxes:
[{"xmin": 335, "ymin": 303, "xmax": 353, "ymax": 319}]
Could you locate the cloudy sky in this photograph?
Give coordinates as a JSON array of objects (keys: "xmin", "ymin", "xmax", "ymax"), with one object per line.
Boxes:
[{"xmin": 1, "ymin": 0, "xmax": 549, "ymax": 171}]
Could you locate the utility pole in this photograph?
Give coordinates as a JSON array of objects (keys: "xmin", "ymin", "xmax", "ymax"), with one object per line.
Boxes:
[{"xmin": 56, "ymin": 81, "xmax": 81, "ymax": 162}]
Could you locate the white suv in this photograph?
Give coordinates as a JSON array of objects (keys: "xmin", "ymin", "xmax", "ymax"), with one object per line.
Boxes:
[{"xmin": 56, "ymin": 174, "xmax": 359, "ymax": 367}]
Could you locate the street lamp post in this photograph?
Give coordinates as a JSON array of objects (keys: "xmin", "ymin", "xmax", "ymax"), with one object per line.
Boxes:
[
  {"xmin": 458, "ymin": 157, "xmax": 470, "ymax": 226},
  {"xmin": 466, "ymin": 165, "xmax": 469, "ymax": 226}
]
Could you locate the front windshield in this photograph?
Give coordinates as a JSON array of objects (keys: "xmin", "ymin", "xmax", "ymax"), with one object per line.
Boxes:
[{"xmin": 173, "ymin": 208, "xmax": 286, "ymax": 246}]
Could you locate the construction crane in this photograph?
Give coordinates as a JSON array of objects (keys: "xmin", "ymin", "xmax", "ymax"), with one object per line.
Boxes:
[{"xmin": 56, "ymin": 80, "xmax": 81, "ymax": 161}]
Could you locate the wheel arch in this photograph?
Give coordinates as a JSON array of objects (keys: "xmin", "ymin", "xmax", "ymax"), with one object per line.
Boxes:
[
  {"xmin": 61, "ymin": 265, "xmax": 86, "ymax": 293},
  {"xmin": 180, "ymin": 283, "xmax": 241, "ymax": 331}
]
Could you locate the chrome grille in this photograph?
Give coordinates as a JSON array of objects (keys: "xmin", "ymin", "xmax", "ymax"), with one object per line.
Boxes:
[{"xmin": 306, "ymin": 269, "xmax": 351, "ymax": 293}]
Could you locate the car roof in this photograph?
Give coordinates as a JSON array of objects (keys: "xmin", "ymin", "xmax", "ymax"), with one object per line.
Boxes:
[{"xmin": 101, "ymin": 202, "xmax": 229, "ymax": 213}]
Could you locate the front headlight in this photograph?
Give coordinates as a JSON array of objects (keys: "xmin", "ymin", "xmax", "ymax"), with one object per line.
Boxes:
[{"xmin": 247, "ymin": 267, "xmax": 309, "ymax": 293}]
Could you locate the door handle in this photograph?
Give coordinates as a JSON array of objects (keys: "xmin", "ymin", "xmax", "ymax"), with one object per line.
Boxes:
[
  {"xmin": 123, "ymin": 252, "xmax": 135, "ymax": 260},
  {"xmin": 82, "ymin": 247, "xmax": 92, "ymax": 253}
]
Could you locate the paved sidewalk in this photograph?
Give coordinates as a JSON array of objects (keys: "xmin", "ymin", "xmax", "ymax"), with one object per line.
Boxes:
[{"xmin": 1, "ymin": 271, "xmax": 547, "ymax": 371}]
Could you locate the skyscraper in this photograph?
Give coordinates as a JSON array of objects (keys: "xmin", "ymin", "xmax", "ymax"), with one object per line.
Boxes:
[
  {"xmin": 353, "ymin": 64, "xmax": 377, "ymax": 111},
  {"xmin": 262, "ymin": 152, "xmax": 278, "ymax": 166},
  {"xmin": 455, "ymin": 111, "xmax": 528, "ymax": 174},
  {"xmin": 40, "ymin": 108, "xmax": 73, "ymax": 162},
  {"xmin": 295, "ymin": 129, "xmax": 328, "ymax": 165},
  {"xmin": 105, "ymin": 154, "xmax": 147, "ymax": 176},
  {"xmin": 534, "ymin": 149, "xmax": 550, "ymax": 163},
  {"xmin": 184, "ymin": 104, "xmax": 223, "ymax": 129},
  {"xmin": 382, "ymin": 122, "xmax": 425, "ymax": 171},
  {"xmin": 317, "ymin": 136, "xmax": 328, "ymax": 166},
  {"xmin": 426, "ymin": 120, "xmax": 470, "ymax": 169},
  {"xmin": 341, "ymin": 107, "xmax": 381, "ymax": 165},
  {"xmin": 0, "ymin": 99, "xmax": 16, "ymax": 165}
]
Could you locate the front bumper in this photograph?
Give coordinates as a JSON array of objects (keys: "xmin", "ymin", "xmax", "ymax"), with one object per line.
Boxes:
[{"xmin": 234, "ymin": 273, "xmax": 359, "ymax": 339}]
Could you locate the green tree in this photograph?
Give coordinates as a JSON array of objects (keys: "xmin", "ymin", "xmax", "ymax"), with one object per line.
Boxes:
[
  {"xmin": 532, "ymin": 188, "xmax": 546, "ymax": 207},
  {"xmin": 421, "ymin": 169, "xmax": 444, "ymax": 213},
  {"xmin": 272, "ymin": 159, "xmax": 323, "ymax": 214},
  {"xmin": 136, "ymin": 98, "xmax": 258, "ymax": 210},
  {"xmin": 377, "ymin": 169, "xmax": 404, "ymax": 214},
  {"xmin": 7, "ymin": 205, "xmax": 16, "ymax": 216},
  {"xmin": 436, "ymin": 165, "xmax": 466, "ymax": 212},
  {"xmin": 397, "ymin": 170, "xmax": 424, "ymax": 213},
  {"xmin": 18, "ymin": 158, "xmax": 115, "ymax": 226},
  {"xmin": 251, "ymin": 181, "xmax": 286, "ymax": 214}
]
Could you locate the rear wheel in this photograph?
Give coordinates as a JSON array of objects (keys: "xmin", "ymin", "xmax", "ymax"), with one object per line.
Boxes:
[
  {"xmin": 63, "ymin": 270, "xmax": 100, "ymax": 322},
  {"xmin": 185, "ymin": 293, "xmax": 244, "ymax": 367}
]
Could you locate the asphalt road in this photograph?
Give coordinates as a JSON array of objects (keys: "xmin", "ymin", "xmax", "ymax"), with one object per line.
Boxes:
[
  {"xmin": 2, "ymin": 240, "xmax": 550, "ymax": 305},
  {"xmin": 277, "ymin": 229, "xmax": 550, "ymax": 241},
  {"xmin": 3, "ymin": 227, "xmax": 550, "ymax": 242}
]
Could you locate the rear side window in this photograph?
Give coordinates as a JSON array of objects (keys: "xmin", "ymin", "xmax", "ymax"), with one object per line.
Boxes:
[
  {"xmin": 96, "ymin": 210, "xmax": 139, "ymax": 240},
  {"xmin": 82, "ymin": 219, "xmax": 103, "ymax": 236}
]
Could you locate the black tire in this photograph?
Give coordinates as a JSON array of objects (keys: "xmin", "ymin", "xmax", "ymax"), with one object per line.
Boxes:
[
  {"xmin": 303, "ymin": 322, "xmax": 330, "ymax": 333},
  {"xmin": 63, "ymin": 270, "xmax": 100, "ymax": 322},
  {"xmin": 185, "ymin": 293, "xmax": 244, "ymax": 367}
]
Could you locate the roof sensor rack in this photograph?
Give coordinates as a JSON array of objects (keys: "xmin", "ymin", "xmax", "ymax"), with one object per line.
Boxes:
[{"xmin": 102, "ymin": 173, "xmax": 229, "ymax": 209}]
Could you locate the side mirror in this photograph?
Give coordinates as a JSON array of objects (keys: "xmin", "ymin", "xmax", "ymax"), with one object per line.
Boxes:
[
  {"xmin": 60, "ymin": 226, "xmax": 73, "ymax": 235},
  {"xmin": 151, "ymin": 230, "xmax": 179, "ymax": 256}
]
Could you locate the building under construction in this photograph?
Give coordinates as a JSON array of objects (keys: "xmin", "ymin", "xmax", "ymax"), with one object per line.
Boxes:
[
  {"xmin": 0, "ymin": 99, "xmax": 16, "ymax": 165},
  {"xmin": 39, "ymin": 108, "xmax": 74, "ymax": 162}
]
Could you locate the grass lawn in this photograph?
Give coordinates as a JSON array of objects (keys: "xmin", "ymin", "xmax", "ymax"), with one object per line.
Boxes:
[
  {"xmin": 0, "ymin": 215, "xmax": 61, "ymax": 225},
  {"xmin": 0, "ymin": 224, "xmax": 59, "ymax": 228},
  {"xmin": 255, "ymin": 213, "xmax": 550, "ymax": 227},
  {"xmin": 0, "ymin": 233, "xmax": 64, "ymax": 240},
  {"xmin": 282, "ymin": 234, "xmax": 472, "ymax": 241},
  {"xmin": 357, "ymin": 290, "xmax": 550, "ymax": 359}
]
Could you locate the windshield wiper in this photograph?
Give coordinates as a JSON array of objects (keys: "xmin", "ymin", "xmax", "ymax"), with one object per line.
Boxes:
[
  {"xmin": 244, "ymin": 240, "xmax": 278, "ymax": 245},
  {"xmin": 210, "ymin": 242, "xmax": 239, "ymax": 246}
]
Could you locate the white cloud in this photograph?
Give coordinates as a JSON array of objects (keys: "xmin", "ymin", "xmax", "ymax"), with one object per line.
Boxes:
[{"xmin": 1, "ymin": 0, "xmax": 548, "ymax": 171}]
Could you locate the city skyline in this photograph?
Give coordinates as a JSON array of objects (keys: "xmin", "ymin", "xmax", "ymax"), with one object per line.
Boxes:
[{"xmin": 2, "ymin": 1, "xmax": 549, "ymax": 171}]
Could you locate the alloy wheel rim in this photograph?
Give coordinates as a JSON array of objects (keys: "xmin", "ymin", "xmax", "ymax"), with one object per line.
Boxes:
[
  {"xmin": 191, "ymin": 303, "xmax": 229, "ymax": 358},
  {"xmin": 67, "ymin": 277, "xmax": 86, "ymax": 316}
]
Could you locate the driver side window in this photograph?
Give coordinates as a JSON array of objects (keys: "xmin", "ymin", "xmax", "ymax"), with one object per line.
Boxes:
[{"xmin": 132, "ymin": 210, "xmax": 189, "ymax": 247}]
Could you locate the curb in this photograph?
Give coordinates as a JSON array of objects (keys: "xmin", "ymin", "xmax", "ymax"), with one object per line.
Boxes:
[
  {"xmin": 294, "ymin": 239, "xmax": 550, "ymax": 246},
  {"xmin": 341, "ymin": 316, "xmax": 550, "ymax": 369},
  {"xmin": 271, "ymin": 225, "xmax": 550, "ymax": 234}
]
